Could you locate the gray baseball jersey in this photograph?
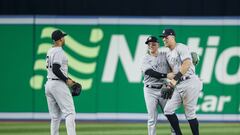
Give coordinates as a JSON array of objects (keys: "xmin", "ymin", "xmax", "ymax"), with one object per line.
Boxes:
[
  {"xmin": 166, "ymin": 43, "xmax": 195, "ymax": 77},
  {"xmin": 142, "ymin": 48, "xmax": 170, "ymax": 86},
  {"xmin": 46, "ymin": 47, "xmax": 68, "ymax": 79},
  {"xmin": 142, "ymin": 48, "xmax": 175, "ymax": 135},
  {"xmin": 45, "ymin": 46, "xmax": 76, "ymax": 135},
  {"xmin": 164, "ymin": 43, "xmax": 203, "ymax": 120}
]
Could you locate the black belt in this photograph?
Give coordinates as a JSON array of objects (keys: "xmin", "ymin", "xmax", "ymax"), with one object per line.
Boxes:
[
  {"xmin": 179, "ymin": 76, "xmax": 191, "ymax": 82},
  {"xmin": 146, "ymin": 84, "xmax": 163, "ymax": 89},
  {"xmin": 48, "ymin": 78, "xmax": 60, "ymax": 80}
]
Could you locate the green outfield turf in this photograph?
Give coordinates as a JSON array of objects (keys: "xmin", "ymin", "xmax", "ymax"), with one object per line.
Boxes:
[{"xmin": 0, "ymin": 121, "xmax": 239, "ymax": 135}]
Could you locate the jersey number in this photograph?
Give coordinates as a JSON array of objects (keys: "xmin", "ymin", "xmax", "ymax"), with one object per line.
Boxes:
[{"xmin": 46, "ymin": 56, "xmax": 52, "ymax": 68}]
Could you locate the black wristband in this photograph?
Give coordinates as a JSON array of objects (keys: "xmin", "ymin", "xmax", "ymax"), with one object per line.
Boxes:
[{"xmin": 173, "ymin": 72, "xmax": 183, "ymax": 81}]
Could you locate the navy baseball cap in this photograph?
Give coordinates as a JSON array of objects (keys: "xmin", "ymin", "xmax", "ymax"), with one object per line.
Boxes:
[
  {"xmin": 159, "ymin": 29, "xmax": 176, "ymax": 37},
  {"xmin": 145, "ymin": 36, "xmax": 159, "ymax": 44},
  {"xmin": 51, "ymin": 30, "xmax": 67, "ymax": 41}
]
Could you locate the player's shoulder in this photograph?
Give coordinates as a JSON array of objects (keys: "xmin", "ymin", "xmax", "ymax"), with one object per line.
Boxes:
[
  {"xmin": 47, "ymin": 47, "xmax": 54, "ymax": 55},
  {"xmin": 55, "ymin": 46, "xmax": 63, "ymax": 51},
  {"xmin": 53, "ymin": 47, "xmax": 64, "ymax": 53},
  {"xmin": 47, "ymin": 47, "xmax": 64, "ymax": 56},
  {"xmin": 176, "ymin": 43, "xmax": 187, "ymax": 48},
  {"xmin": 176, "ymin": 43, "xmax": 189, "ymax": 51},
  {"xmin": 142, "ymin": 53, "xmax": 150, "ymax": 60},
  {"xmin": 158, "ymin": 47, "xmax": 170, "ymax": 53}
]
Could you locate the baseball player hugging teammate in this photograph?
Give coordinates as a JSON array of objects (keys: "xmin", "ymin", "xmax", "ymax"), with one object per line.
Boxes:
[
  {"xmin": 45, "ymin": 30, "xmax": 81, "ymax": 135},
  {"xmin": 159, "ymin": 29, "xmax": 203, "ymax": 135},
  {"xmin": 141, "ymin": 36, "xmax": 176, "ymax": 135}
]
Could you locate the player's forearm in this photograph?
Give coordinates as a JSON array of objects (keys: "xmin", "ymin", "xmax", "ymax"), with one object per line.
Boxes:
[
  {"xmin": 168, "ymin": 60, "xmax": 190, "ymax": 80},
  {"xmin": 145, "ymin": 69, "xmax": 167, "ymax": 79},
  {"xmin": 172, "ymin": 59, "xmax": 191, "ymax": 84},
  {"xmin": 179, "ymin": 59, "xmax": 191, "ymax": 75},
  {"xmin": 52, "ymin": 63, "xmax": 68, "ymax": 82}
]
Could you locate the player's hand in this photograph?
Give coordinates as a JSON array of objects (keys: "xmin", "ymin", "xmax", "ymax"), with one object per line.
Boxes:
[
  {"xmin": 66, "ymin": 79, "xmax": 74, "ymax": 87},
  {"xmin": 161, "ymin": 83, "xmax": 174, "ymax": 99},
  {"xmin": 167, "ymin": 72, "xmax": 175, "ymax": 80},
  {"xmin": 170, "ymin": 79, "xmax": 177, "ymax": 87}
]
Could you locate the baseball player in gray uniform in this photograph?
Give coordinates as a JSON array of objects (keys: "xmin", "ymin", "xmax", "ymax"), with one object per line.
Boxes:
[
  {"xmin": 45, "ymin": 30, "xmax": 76, "ymax": 135},
  {"xmin": 141, "ymin": 36, "xmax": 176, "ymax": 135},
  {"xmin": 159, "ymin": 29, "xmax": 203, "ymax": 135}
]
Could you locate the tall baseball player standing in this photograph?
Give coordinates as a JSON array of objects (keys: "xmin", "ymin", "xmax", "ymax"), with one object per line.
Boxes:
[
  {"xmin": 45, "ymin": 30, "xmax": 76, "ymax": 135},
  {"xmin": 141, "ymin": 36, "xmax": 175, "ymax": 135},
  {"xmin": 159, "ymin": 29, "xmax": 203, "ymax": 135}
]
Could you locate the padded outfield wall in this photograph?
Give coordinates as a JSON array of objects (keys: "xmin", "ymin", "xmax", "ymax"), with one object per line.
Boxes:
[{"xmin": 0, "ymin": 16, "xmax": 239, "ymax": 122}]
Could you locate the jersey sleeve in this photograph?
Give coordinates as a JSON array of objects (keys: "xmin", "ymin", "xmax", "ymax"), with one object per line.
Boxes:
[
  {"xmin": 141, "ymin": 56, "xmax": 152, "ymax": 74},
  {"xmin": 52, "ymin": 51, "xmax": 64, "ymax": 65},
  {"xmin": 177, "ymin": 44, "xmax": 191, "ymax": 62}
]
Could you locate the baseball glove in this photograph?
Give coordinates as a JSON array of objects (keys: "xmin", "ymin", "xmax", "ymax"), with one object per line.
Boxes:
[
  {"xmin": 191, "ymin": 52, "xmax": 200, "ymax": 66},
  {"xmin": 161, "ymin": 83, "xmax": 174, "ymax": 99},
  {"xmin": 70, "ymin": 82, "xmax": 82, "ymax": 96}
]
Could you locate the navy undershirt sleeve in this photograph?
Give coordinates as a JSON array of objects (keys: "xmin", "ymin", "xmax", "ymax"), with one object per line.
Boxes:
[{"xmin": 52, "ymin": 63, "xmax": 68, "ymax": 82}]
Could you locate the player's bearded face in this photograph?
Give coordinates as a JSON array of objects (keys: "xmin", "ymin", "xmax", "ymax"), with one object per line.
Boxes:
[
  {"xmin": 163, "ymin": 36, "xmax": 175, "ymax": 48},
  {"xmin": 162, "ymin": 36, "xmax": 169, "ymax": 47}
]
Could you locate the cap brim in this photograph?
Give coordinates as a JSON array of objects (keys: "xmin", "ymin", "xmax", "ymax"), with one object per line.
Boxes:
[
  {"xmin": 60, "ymin": 33, "xmax": 68, "ymax": 39},
  {"xmin": 159, "ymin": 35, "xmax": 166, "ymax": 37},
  {"xmin": 145, "ymin": 40, "xmax": 159, "ymax": 44}
]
